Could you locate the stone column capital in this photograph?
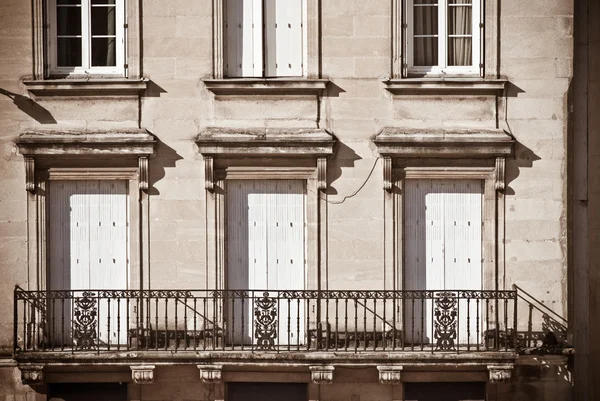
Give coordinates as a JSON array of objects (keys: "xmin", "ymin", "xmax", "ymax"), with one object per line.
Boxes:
[
  {"xmin": 487, "ymin": 364, "xmax": 514, "ymax": 383},
  {"xmin": 198, "ymin": 364, "xmax": 223, "ymax": 383},
  {"xmin": 309, "ymin": 365, "xmax": 335, "ymax": 384},
  {"xmin": 131, "ymin": 365, "xmax": 155, "ymax": 384},
  {"xmin": 20, "ymin": 365, "xmax": 44, "ymax": 385},
  {"xmin": 377, "ymin": 365, "xmax": 403, "ymax": 384}
]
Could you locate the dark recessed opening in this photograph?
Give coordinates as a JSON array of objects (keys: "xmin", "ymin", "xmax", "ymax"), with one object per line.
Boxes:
[
  {"xmin": 48, "ymin": 382, "xmax": 128, "ymax": 401},
  {"xmin": 227, "ymin": 382, "xmax": 307, "ymax": 401},
  {"xmin": 404, "ymin": 382, "xmax": 486, "ymax": 401}
]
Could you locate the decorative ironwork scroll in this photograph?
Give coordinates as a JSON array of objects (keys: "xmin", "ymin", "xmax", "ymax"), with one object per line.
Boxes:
[
  {"xmin": 73, "ymin": 291, "xmax": 98, "ymax": 350},
  {"xmin": 434, "ymin": 291, "xmax": 458, "ymax": 351},
  {"xmin": 254, "ymin": 292, "xmax": 277, "ymax": 350}
]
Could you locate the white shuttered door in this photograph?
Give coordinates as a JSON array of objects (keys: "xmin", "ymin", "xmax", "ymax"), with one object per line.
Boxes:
[
  {"xmin": 404, "ymin": 179, "xmax": 482, "ymax": 345},
  {"xmin": 49, "ymin": 180, "xmax": 129, "ymax": 346},
  {"xmin": 265, "ymin": 0, "xmax": 304, "ymax": 76},
  {"xmin": 228, "ymin": 180, "xmax": 305, "ymax": 345},
  {"xmin": 226, "ymin": 0, "xmax": 263, "ymax": 77}
]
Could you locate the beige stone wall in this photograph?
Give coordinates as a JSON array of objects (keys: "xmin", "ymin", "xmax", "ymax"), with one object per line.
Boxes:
[{"xmin": 0, "ymin": 0, "xmax": 576, "ymax": 398}]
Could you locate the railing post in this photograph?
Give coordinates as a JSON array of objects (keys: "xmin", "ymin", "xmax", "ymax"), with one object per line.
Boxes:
[
  {"xmin": 513, "ymin": 291, "xmax": 518, "ymax": 350},
  {"xmin": 13, "ymin": 287, "xmax": 18, "ymax": 354}
]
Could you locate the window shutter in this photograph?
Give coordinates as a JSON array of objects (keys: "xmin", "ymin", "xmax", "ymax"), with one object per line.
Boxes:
[
  {"xmin": 226, "ymin": 0, "xmax": 263, "ymax": 77},
  {"xmin": 264, "ymin": 0, "xmax": 303, "ymax": 77}
]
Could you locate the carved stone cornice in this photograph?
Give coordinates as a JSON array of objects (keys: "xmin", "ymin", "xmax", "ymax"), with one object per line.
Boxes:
[
  {"xmin": 309, "ymin": 365, "xmax": 334, "ymax": 384},
  {"xmin": 198, "ymin": 365, "xmax": 223, "ymax": 383},
  {"xmin": 377, "ymin": 366, "xmax": 403, "ymax": 384},
  {"xmin": 131, "ymin": 365, "xmax": 155, "ymax": 384},
  {"xmin": 20, "ymin": 365, "xmax": 44, "ymax": 385},
  {"xmin": 487, "ymin": 364, "xmax": 513, "ymax": 383}
]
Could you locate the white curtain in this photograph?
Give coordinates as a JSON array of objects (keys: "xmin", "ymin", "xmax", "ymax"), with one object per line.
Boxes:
[
  {"xmin": 447, "ymin": 0, "xmax": 472, "ymax": 66},
  {"xmin": 413, "ymin": 3, "xmax": 438, "ymax": 66}
]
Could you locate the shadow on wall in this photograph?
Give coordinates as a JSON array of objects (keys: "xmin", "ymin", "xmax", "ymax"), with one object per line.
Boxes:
[
  {"xmin": 147, "ymin": 139, "xmax": 184, "ymax": 196},
  {"xmin": 145, "ymin": 80, "xmax": 168, "ymax": 98},
  {"xmin": 504, "ymin": 142, "xmax": 541, "ymax": 195},
  {"xmin": 0, "ymin": 88, "xmax": 56, "ymax": 124},
  {"xmin": 325, "ymin": 141, "xmax": 362, "ymax": 196}
]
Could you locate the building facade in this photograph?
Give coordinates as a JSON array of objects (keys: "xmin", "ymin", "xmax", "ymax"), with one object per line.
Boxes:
[{"xmin": 0, "ymin": 0, "xmax": 592, "ymax": 400}]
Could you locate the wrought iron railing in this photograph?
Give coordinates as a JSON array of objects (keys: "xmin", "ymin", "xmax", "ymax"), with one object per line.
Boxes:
[{"xmin": 14, "ymin": 287, "xmax": 517, "ymax": 354}]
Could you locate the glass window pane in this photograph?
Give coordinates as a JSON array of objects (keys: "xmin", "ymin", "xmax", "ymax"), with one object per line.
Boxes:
[
  {"xmin": 57, "ymin": 7, "xmax": 82, "ymax": 36},
  {"xmin": 91, "ymin": 6, "xmax": 116, "ymax": 35},
  {"xmin": 57, "ymin": 0, "xmax": 81, "ymax": 4},
  {"xmin": 57, "ymin": 38, "xmax": 82, "ymax": 66},
  {"xmin": 91, "ymin": 0, "xmax": 116, "ymax": 4},
  {"xmin": 414, "ymin": 6, "xmax": 438, "ymax": 35},
  {"xmin": 448, "ymin": 37, "xmax": 472, "ymax": 66},
  {"xmin": 415, "ymin": 0, "xmax": 437, "ymax": 4},
  {"xmin": 92, "ymin": 38, "xmax": 116, "ymax": 66},
  {"xmin": 414, "ymin": 37, "xmax": 438, "ymax": 66},
  {"xmin": 448, "ymin": 0, "xmax": 471, "ymax": 4},
  {"xmin": 448, "ymin": 5, "xmax": 472, "ymax": 35}
]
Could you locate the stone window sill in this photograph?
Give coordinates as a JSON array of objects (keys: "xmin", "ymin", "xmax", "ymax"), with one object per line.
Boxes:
[
  {"xmin": 22, "ymin": 78, "xmax": 148, "ymax": 96},
  {"xmin": 382, "ymin": 78, "xmax": 507, "ymax": 96},
  {"xmin": 202, "ymin": 78, "xmax": 329, "ymax": 96}
]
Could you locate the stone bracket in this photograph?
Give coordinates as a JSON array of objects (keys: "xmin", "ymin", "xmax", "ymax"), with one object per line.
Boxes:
[
  {"xmin": 25, "ymin": 157, "xmax": 35, "ymax": 192},
  {"xmin": 317, "ymin": 157, "xmax": 327, "ymax": 190},
  {"xmin": 20, "ymin": 365, "xmax": 44, "ymax": 385},
  {"xmin": 309, "ymin": 365, "xmax": 335, "ymax": 384},
  {"xmin": 494, "ymin": 157, "xmax": 506, "ymax": 192},
  {"xmin": 205, "ymin": 156, "xmax": 214, "ymax": 192},
  {"xmin": 131, "ymin": 365, "xmax": 155, "ymax": 384},
  {"xmin": 487, "ymin": 364, "xmax": 514, "ymax": 383},
  {"xmin": 383, "ymin": 156, "xmax": 392, "ymax": 191},
  {"xmin": 198, "ymin": 364, "xmax": 223, "ymax": 383},
  {"xmin": 377, "ymin": 365, "xmax": 403, "ymax": 384},
  {"xmin": 139, "ymin": 156, "xmax": 149, "ymax": 191}
]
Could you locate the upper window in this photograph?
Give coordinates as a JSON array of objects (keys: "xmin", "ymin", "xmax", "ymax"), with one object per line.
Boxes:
[
  {"xmin": 406, "ymin": 0, "xmax": 480, "ymax": 76},
  {"xmin": 225, "ymin": 0, "xmax": 306, "ymax": 77},
  {"xmin": 48, "ymin": 0, "xmax": 125, "ymax": 76}
]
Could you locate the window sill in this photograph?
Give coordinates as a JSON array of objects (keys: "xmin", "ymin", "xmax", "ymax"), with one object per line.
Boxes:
[
  {"xmin": 202, "ymin": 78, "xmax": 329, "ymax": 96},
  {"xmin": 22, "ymin": 78, "xmax": 148, "ymax": 96},
  {"xmin": 382, "ymin": 78, "xmax": 508, "ymax": 96}
]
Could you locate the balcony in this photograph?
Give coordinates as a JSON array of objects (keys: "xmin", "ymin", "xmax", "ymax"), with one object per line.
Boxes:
[{"xmin": 14, "ymin": 287, "xmax": 518, "ymax": 358}]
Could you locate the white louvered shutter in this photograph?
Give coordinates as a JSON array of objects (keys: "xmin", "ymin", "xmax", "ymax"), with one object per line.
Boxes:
[
  {"xmin": 404, "ymin": 179, "xmax": 482, "ymax": 345},
  {"xmin": 264, "ymin": 0, "xmax": 304, "ymax": 76},
  {"xmin": 226, "ymin": 0, "xmax": 263, "ymax": 77},
  {"xmin": 49, "ymin": 180, "xmax": 129, "ymax": 346}
]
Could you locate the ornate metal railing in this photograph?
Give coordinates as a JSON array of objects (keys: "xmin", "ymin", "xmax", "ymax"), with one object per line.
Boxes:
[{"xmin": 14, "ymin": 287, "xmax": 517, "ymax": 354}]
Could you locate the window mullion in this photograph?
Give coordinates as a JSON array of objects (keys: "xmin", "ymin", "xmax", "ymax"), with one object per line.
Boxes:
[
  {"xmin": 82, "ymin": 0, "xmax": 91, "ymax": 69},
  {"xmin": 439, "ymin": 0, "xmax": 447, "ymax": 69}
]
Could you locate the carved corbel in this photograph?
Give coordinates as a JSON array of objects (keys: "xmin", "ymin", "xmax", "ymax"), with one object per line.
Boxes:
[
  {"xmin": 377, "ymin": 365, "xmax": 403, "ymax": 384},
  {"xmin": 138, "ymin": 156, "xmax": 149, "ymax": 191},
  {"xmin": 25, "ymin": 157, "xmax": 35, "ymax": 192},
  {"xmin": 204, "ymin": 156, "xmax": 214, "ymax": 192},
  {"xmin": 198, "ymin": 365, "xmax": 223, "ymax": 383},
  {"xmin": 317, "ymin": 157, "xmax": 327, "ymax": 190},
  {"xmin": 383, "ymin": 156, "xmax": 392, "ymax": 191},
  {"xmin": 494, "ymin": 157, "xmax": 505, "ymax": 192},
  {"xmin": 20, "ymin": 365, "xmax": 44, "ymax": 385},
  {"xmin": 131, "ymin": 365, "xmax": 155, "ymax": 384},
  {"xmin": 309, "ymin": 365, "xmax": 334, "ymax": 384},
  {"xmin": 487, "ymin": 364, "xmax": 513, "ymax": 383}
]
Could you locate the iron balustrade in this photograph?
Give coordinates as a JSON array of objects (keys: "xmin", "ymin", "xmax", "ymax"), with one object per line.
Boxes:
[{"xmin": 13, "ymin": 287, "xmax": 517, "ymax": 354}]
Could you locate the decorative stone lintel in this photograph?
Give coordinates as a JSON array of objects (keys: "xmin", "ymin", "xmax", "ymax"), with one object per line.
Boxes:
[
  {"xmin": 317, "ymin": 157, "xmax": 327, "ymax": 190},
  {"xmin": 377, "ymin": 365, "xmax": 403, "ymax": 384},
  {"xmin": 131, "ymin": 365, "xmax": 155, "ymax": 384},
  {"xmin": 382, "ymin": 78, "xmax": 507, "ymax": 96},
  {"xmin": 25, "ymin": 156, "xmax": 35, "ymax": 192},
  {"xmin": 20, "ymin": 365, "xmax": 44, "ymax": 385},
  {"xmin": 309, "ymin": 365, "xmax": 335, "ymax": 384},
  {"xmin": 202, "ymin": 78, "xmax": 329, "ymax": 96},
  {"xmin": 383, "ymin": 156, "xmax": 392, "ymax": 191},
  {"xmin": 495, "ymin": 157, "xmax": 506, "ymax": 192},
  {"xmin": 487, "ymin": 364, "xmax": 514, "ymax": 383},
  {"xmin": 23, "ymin": 78, "xmax": 148, "ymax": 97},
  {"xmin": 198, "ymin": 364, "xmax": 223, "ymax": 383}
]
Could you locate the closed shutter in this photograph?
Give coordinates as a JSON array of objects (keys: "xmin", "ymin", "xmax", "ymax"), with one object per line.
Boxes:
[
  {"xmin": 227, "ymin": 180, "xmax": 305, "ymax": 346},
  {"xmin": 48, "ymin": 180, "xmax": 129, "ymax": 346},
  {"xmin": 404, "ymin": 179, "xmax": 482, "ymax": 344},
  {"xmin": 226, "ymin": 0, "xmax": 263, "ymax": 77},
  {"xmin": 264, "ymin": 0, "xmax": 304, "ymax": 76}
]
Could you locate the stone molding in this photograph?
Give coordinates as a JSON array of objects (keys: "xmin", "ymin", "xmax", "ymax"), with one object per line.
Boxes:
[
  {"xmin": 198, "ymin": 365, "xmax": 223, "ymax": 383},
  {"xmin": 203, "ymin": 79, "xmax": 328, "ymax": 96},
  {"xmin": 16, "ymin": 129, "xmax": 156, "ymax": 192},
  {"xmin": 487, "ymin": 364, "xmax": 514, "ymax": 383},
  {"xmin": 309, "ymin": 365, "xmax": 335, "ymax": 384},
  {"xmin": 23, "ymin": 79, "xmax": 147, "ymax": 96},
  {"xmin": 131, "ymin": 365, "xmax": 155, "ymax": 384},
  {"xmin": 377, "ymin": 366, "xmax": 403, "ymax": 384},
  {"xmin": 374, "ymin": 128, "xmax": 514, "ymax": 159},
  {"xmin": 20, "ymin": 365, "xmax": 44, "ymax": 385},
  {"xmin": 383, "ymin": 79, "xmax": 507, "ymax": 96}
]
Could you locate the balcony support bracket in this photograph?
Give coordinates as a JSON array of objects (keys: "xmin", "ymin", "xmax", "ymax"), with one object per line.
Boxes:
[
  {"xmin": 131, "ymin": 365, "xmax": 155, "ymax": 384},
  {"xmin": 377, "ymin": 365, "xmax": 403, "ymax": 384},
  {"xmin": 309, "ymin": 365, "xmax": 335, "ymax": 384},
  {"xmin": 487, "ymin": 364, "xmax": 514, "ymax": 383},
  {"xmin": 20, "ymin": 365, "xmax": 44, "ymax": 385},
  {"xmin": 198, "ymin": 364, "xmax": 223, "ymax": 383}
]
